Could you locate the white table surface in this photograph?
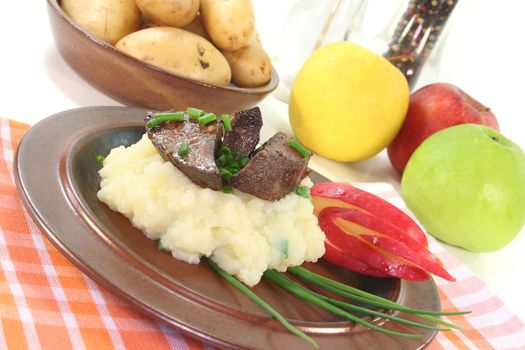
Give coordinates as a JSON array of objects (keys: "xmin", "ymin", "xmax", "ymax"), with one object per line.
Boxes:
[{"xmin": 1, "ymin": 0, "xmax": 524, "ymax": 323}]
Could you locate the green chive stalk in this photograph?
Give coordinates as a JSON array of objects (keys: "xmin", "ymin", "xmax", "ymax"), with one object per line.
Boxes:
[
  {"xmin": 288, "ymin": 138, "xmax": 311, "ymax": 158},
  {"xmin": 288, "ymin": 266, "xmax": 467, "ymax": 330},
  {"xmin": 264, "ymin": 270, "xmax": 422, "ymax": 339},
  {"xmin": 221, "ymin": 114, "xmax": 232, "ymax": 132},
  {"xmin": 146, "ymin": 112, "xmax": 185, "ymax": 128},
  {"xmin": 309, "ymin": 288, "xmax": 448, "ymax": 332},
  {"xmin": 207, "ymin": 259, "xmax": 318, "ymax": 348}
]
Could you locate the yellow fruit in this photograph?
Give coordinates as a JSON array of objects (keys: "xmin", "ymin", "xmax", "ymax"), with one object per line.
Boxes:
[{"xmin": 289, "ymin": 41, "xmax": 409, "ymax": 162}]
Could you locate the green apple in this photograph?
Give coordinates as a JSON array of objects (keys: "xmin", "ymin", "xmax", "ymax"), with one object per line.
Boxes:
[{"xmin": 401, "ymin": 124, "xmax": 525, "ymax": 252}]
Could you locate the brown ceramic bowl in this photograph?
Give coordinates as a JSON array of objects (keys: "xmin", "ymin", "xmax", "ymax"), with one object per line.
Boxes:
[{"xmin": 46, "ymin": 0, "xmax": 279, "ymax": 114}]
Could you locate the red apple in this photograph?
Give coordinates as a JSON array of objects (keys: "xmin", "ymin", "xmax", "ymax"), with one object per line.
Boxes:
[{"xmin": 387, "ymin": 83, "xmax": 499, "ymax": 174}]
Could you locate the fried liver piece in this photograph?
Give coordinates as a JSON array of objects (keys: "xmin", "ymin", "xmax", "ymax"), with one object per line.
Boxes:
[
  {"xmin": 230, "ymin": 131, "xmax": 310, "ymax": 201},
  {"xmin": 147, "ymin": 117, "xmax": 223, "ymax": 190},
  {"xmin": 222, "ymin": 107, "xmax": 263, "ymax": 158}
]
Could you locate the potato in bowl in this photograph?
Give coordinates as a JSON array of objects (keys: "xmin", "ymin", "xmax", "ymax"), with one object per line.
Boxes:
[
  {"xmin": 47, "ymin": 0, "xmax": 278, "ymax": 113},
  {"xmin": 58, "ymin": 0, "xmax": 274, "ymax": 89},
  {"xmin": 115, "ymin": 27, "xmax": 232, "ymax": 86}
]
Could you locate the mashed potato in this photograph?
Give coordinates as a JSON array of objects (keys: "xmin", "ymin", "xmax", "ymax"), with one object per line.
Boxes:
[{"xmin": 97, "ymin": 135, "xmax": 325, "ymax": 286}]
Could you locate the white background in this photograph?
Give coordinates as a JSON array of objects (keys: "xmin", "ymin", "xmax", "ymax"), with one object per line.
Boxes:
[{"xmin": 1, "ymin": 0, "xmax": 524, "ymax": 322}]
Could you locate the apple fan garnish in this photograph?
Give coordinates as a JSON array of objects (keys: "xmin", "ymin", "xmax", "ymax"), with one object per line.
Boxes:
[{"xmin": 311, "ymin": 182, "xmax": 454, "ymax": 281}]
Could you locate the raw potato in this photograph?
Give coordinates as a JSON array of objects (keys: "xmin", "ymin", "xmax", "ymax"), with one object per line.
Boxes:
[
  {"xmin": 136, "ymin": 0, "xmax": 199, "ymax": 28},
  {"xmin": 223, "ymin": 38, "xmax": 272, "ymax": 87},
  {"xmin": 200, "ymin": 0, "xmax": 254, "ymax": 51},
  {"xmin": 116, "ymin": 27, "xmax": 231, "ymax": 85},
  {"xmin": 61, "ymin": 0, "xmax": 141, "ymax": 45}
]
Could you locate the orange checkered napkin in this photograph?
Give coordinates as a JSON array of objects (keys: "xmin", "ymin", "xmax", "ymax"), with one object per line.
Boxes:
[{"xmin": 1, "ymin": 117, "xmax": 524, "ymax": 349}]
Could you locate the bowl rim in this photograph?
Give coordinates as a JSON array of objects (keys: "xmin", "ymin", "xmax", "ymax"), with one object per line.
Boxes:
[{"xmin": 47, "ymin": 0, "xmax": 279, "ymax": 96}]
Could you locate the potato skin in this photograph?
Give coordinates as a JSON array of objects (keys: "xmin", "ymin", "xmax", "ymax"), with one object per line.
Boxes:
[
  {"xmin": 200, "ymin": 0, "xmax": 254, "ymax": 51},
  {"xmin": 116, "ymin": 27, "xmax": 231, "ymax": 85},
  {"xmin": 223, "ymin": 43, "xmax": 272, "ymax": 87},
  {"xmin": 135, "ymin": 0, "xmax": 199, "ymax": 28},
  {"xmin": 61, "ymin": 0, "xmax": 141, "ymax": 45}
]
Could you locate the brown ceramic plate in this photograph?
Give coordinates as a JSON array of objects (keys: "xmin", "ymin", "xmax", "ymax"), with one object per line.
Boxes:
[
  {"xmin": 46, "ymin": 0, "xmax": 279, "ymax": 114},
  {"xmin": 15, "ymin": 107, "xmax": 440, "ymax": 350}
]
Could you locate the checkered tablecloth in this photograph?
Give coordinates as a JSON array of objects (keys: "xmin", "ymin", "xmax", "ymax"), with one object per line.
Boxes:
[{"xmin": 1, "ymin": 118, "xmax": 524, "ymax": 349}]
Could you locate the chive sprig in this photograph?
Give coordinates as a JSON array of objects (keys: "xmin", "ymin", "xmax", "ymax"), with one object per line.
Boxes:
[
  {"xmin": 289, "ymin": 138, "xmax": 311, "ymax": 158},
  {"xmin": 146, "ymin": 112, "xmax": 185, "ymax": 128},
  {"xmin": 206, "ymin": 258, "xmax": 468, "ymax": 347},
  {"xmin": 207, "ymin": 259, "xmax": 318, "ymax": 348}
]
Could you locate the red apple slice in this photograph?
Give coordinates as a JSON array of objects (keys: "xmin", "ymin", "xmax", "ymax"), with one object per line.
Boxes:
[
  {"xmin": 319, "ymin": 208, "xmax": 431, "ymax": 281},
  {"xmin": 330, "ymin": 208, "xmax": 455, "ymax": 281},
  {"xmin": 324, "ymin": 240, "xmax": 392, "ymax": 278},
  {"xmin": 311, "ymin": 182, "xmax": 429, "ymax": 247}
]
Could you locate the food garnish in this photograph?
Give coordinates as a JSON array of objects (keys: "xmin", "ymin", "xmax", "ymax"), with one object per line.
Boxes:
[
  {"xmin": 312, "ymin": 182, "xmax": 454, "ymax": 281},
  {"xmin": 288, "ymin": 138, "xmax": 311, "ymax": 158},
  {"xmin": 95, "ymin": 154, "xmax": 105, "ymax": 164},
  {"xmin": 215, "ymin": 146, "xmax": 249, "ymax": 185},
  {"xmin": 295, "ymin": 185, "xmax": 311, "ymax": 200},
  {"xmin": 206, "ymin": 254, "xmax": 468, "ymax": 348},
  {"xmin": 186, "ymin": 107, "xmax": 205, "ymax": 118},
  {"xmin": 221, "ymin": 113, "xmax": 232, "ymax": 132},
  {"xmin": 207, "ymin": 259, "xmax": 319, "ymax": 348},
  {"xmin": 311, "ymin": 182, "xmax": 428, "ymax": 246},
  {"xmin": 146, "ymin": 111, "xmax": 185, "ymax": 128},
  {"xmin": 178, "ymin": 140, "xmax": 189, "ymax": 157},
  {"xmin": 198, "ymin": 112, "xmax": 217, "ymax": 125}
]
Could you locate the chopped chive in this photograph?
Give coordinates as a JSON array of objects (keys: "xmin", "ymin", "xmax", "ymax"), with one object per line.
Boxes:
[
  {"xmin": 154, "ymin": 111, "xmax": 185, "ymax": 122},
  {"xmin": 96, "ymin": 155, "xmax": 105, "ymax": 164},
  {"xmin": 221, "ymin": 114, "xmax": 232, "ymax": 132},
  {"xmin": 220, "ymin": 167, "xmax": 233, "ymax": 180},
  {"xmin": 186, "ymin": 107, "xmax": 205, "ymax": 118},
  {"xmin": 146, "ymin": 112, "xmax": 186, "ymax": 128},
  {"xmin": 295, "ymin": 185, "xmax": 311, "ymax": 200},
  {"xmin": 215, "ymin": 146, "xmax": 250, "ymax": 184},
  {"xmin": 288, "ymin": 138, "xmax": 311, "ymax": 158},
  {"xmin": 157, "ymin": 240, "xmax": 170, "ymax": 252},
  {"xmin": 239, "ymin": 157, "xmax": 249, "ymax": 167},
  {"xmin": 225, "ymin": 154, "xmax": 235, "ymax": 163},
  {"xmin": 264, "ymin": 270, "xmax": 422, "ymax": 339},
  {"xmin": 207, "ymin": 259, "xmax": 318, "ymax": 348},
  {"xmin": 222, "ymin": 185, "xmax": 233, "ymax": 194},
  {"xmin": 146, "ymin": 118, "xmax": 161, "ymax": 128},
  {"xmin": 216, "ymin": 154, "xmax": 227, "ymax": 167},
  {"xmin": 178, "ymin": 141, "xmax": 189, "ymax": 157},
  {"xmin": 220, "ymin": 146, "xmax": 232, "ymax": 156},
  {"xmin": 278, "ymin": 239, "xmax": 288, "ymax": 259},
  {"xmin": 198, "ymin": 113, "xmax": 217, "ymax": 125}
]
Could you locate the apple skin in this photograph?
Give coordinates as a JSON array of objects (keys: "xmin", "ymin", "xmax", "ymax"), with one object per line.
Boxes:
[
  {"xmin": 311, "ymin": 182, "xmax": 428, "ymax": 247},
  {"xmin": 388, "ymin": 83, "xmax": 500, "ymax": 174},
  {"xmin": 318, "ymin": 208, "xmax": 431, "ymax": 281},
  {"xmin": 320, "ymin": 207, "xmax": 455, "ymax": 281},
  {"xmin": 402, "ymin": 124, "xmax": 525, "ymax": 252}
]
